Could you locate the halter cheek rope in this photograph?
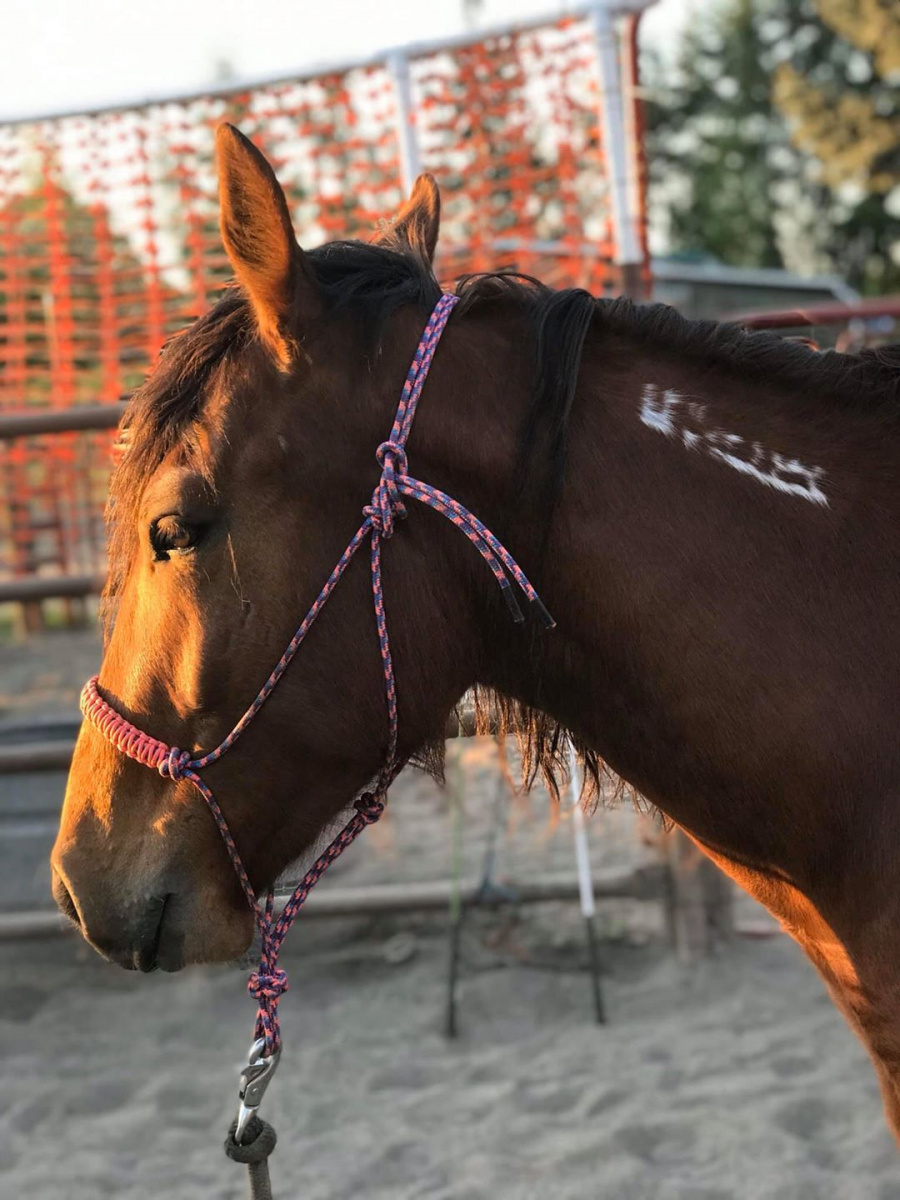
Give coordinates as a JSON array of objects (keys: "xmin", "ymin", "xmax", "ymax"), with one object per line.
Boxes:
[{"xmin": 80, "ymin": 292, "xmax": 554, "ymax": 1193}]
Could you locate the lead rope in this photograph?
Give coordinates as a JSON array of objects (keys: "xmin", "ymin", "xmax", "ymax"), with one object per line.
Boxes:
[{"xmin": 79, "ymin": 292, "xmax": 555, "ymax": 1198}]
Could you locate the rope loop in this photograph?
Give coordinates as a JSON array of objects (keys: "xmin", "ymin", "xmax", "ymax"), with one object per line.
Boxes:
[
  {"xmin": 248, "ymin": 967, "xmax": 289, "ymax": 1001},
  {"xmin": 158, "ymin": 746, "xmax": 191, "ymax": 781},
  {"xmin": 375, "ymin": 440, "xmax": 408, "ymax": 478},
  {"xmin": 224, "ymin": 1114, "xmax": 278, "ymax": 1166},
  {"xmin": 354, "ymin": 793, "xmax": 385, "ymax": 825}
]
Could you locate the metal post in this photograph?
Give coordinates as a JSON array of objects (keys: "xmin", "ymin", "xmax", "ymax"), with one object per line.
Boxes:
[
  {"xmin": 388, "ymin": 51, "xmax": 421, "ymax": 195},
  {"xmin": 444, "ymin": 741, "xmax": 466, "ymax": 1038},
  {"xmin": 589, "ymin": 4, "xmax": 643, "ymax": 293}
]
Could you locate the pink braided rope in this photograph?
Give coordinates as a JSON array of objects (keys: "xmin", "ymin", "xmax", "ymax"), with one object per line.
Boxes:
[
  {"xmin": 81, "ymin": 677, "xmax": 189, "ymax": 778},
  {"xmin": 79, "ymin": 292, "xmax": 554, "ymax": 1058}
]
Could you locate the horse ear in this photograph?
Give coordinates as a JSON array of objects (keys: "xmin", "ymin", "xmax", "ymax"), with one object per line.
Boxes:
[
  {"xmin": 215, "ymin": 123, "xmax": 318, "ymax": 366},
  {"xmin": 378, "ymin": 173, "xmax": 441, "ymax": 264}
]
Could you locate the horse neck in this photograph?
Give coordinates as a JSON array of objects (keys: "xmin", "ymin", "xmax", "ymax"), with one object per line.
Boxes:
[{"xmin": 462, "ymin": 312, "xmax": 900, "ymax": 865}]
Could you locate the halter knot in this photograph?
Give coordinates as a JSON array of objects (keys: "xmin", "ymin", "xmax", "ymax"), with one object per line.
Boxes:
[
  {"xmin": 158, "ymin": 747, "xmax": 191, "ymax": 781},
  {"xmin": 354, "ymin": 793, "xmax": 385, "ymax": 825},
  {"xmin": 248, "ymin": 967, "xmax": 289, "ymax": 1001},
  {"xmin": 364, "ymin": 441, "xmax": 410, "ymax": 538},
  {"xmin": 375, "ymin": 440, "xmax": 408, "ymax": 477}
]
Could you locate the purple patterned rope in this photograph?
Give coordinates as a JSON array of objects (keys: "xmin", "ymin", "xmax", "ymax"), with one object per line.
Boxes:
[{"xmin": 79, "ymin": 291, "xmax": 554, "ymax": 1058}]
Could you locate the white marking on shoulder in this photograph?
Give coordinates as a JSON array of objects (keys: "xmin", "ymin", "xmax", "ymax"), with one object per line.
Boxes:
[
  {"xmin": 638, "ymin": 383, "xmax": 828, "ymax": 507},
  {"xmin": 708, "ymin": 445, "xmax": 828, "ymax": 506},
  {"xmin": 639, "ymin": 384, "xmax": 682, "ymax": 436}
]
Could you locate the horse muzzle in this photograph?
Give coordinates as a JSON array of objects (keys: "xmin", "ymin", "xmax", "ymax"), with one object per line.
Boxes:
[{"xmin": 50, "ymin": 850, "xmax": 253, "ymax": 971}]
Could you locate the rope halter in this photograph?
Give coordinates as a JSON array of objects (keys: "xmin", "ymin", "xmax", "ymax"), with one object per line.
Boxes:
[{"xmin": 79, "ymin": 291, "xmax": 554, "ymax": 1138}]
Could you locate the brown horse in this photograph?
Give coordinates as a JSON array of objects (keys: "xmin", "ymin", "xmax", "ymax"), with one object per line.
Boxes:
[{"xmin": 53, "ymin": 124, "xmax": 900, "ymax": 1140}]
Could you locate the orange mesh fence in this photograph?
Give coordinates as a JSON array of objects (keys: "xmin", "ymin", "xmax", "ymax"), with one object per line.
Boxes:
[
  {"xmin": 415, "ymin": 19, "xmax": 617, "ymax": 285},
  {"xmin": 0, "ymin": 10, "xmax": 647, "ymax": 593}
]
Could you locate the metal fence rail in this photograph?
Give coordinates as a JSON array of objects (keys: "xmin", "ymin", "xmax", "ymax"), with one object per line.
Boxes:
[{"xmin": 0, "ymin": 862, "xmax": 667, "ymax": 940}]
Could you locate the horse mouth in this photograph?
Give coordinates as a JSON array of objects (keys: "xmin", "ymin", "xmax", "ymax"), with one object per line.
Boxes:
[
  {"xmin": 116, "ymin": 893, "xmax": 178, "ymax": 973},
  {"xmin": 52, "ymin": 855, "xmax": 256, "ymax": 971},
  {"xmin": 51, "ymin": 868, "xmax": 174, "ymax": 973},
  {"xmin": 134, "ymin": 894, "xmax": 170, "ymax": 972}
]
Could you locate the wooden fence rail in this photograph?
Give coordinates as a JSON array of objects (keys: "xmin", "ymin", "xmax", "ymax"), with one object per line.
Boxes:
[{"xmin": 0, "ymin": 575, "xmax": 105, "ymax": 605}]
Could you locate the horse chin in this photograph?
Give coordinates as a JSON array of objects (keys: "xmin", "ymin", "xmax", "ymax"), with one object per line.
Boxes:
[{"xmin": 155, "ymin": 889, "xmax": 255, "ymax": 971}]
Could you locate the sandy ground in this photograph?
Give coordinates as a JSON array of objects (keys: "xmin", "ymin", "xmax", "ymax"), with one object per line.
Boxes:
[{"xmin": 1, "ymin": 628, "xmax": 899, "ymax": 1198}]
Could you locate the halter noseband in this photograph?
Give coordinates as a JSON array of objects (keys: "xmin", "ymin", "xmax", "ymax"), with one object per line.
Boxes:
[{"xmin": 80, "ymin": 291, "xmax": 554, "ymax": 1139}]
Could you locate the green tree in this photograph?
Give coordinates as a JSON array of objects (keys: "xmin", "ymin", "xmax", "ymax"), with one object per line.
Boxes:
[
  {"xmin": 646, "ymin": 0, "xmax": 900, "ymax": 293},
  {"xmin": 646, "ymin": 0, "xmax": 790, "ymax": 269}
]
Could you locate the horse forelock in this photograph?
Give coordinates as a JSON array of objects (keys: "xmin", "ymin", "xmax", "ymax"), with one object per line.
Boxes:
[{"xmin": 102, "ymin": 288, "xmax": 254, "ymax": 635}]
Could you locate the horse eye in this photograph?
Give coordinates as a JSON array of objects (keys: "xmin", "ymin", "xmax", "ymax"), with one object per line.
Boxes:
[{"xmin": 150, "ymin": 516, "xmax": 199, "ymax": 560}]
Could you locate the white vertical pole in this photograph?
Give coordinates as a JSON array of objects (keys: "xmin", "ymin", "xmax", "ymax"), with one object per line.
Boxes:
[
  {"xmin": 589, "ymin": 4, "xmax": 642, "ymax": 267},
  {"xmin": 618, "ymin": 14, "xmax": 644, "ymax": 257},
  {"xmin": 568, "ymin": 740, "xmax": 605, "ymax": 1022},
  {"xmin": 568, "ymin": 742, "xmax": 596, "ymax": 919},
  {"xmin": 388, "ymin": 50, "xmax": 422, "ymax": 194}
]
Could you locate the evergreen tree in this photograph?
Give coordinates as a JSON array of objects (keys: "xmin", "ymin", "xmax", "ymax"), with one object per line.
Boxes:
[{"xmin": 645, "ymin": 0, "xmax": 900, "ymax": 293}]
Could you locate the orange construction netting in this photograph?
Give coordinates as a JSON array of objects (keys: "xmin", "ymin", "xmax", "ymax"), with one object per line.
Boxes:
[{"xmin": 0, "ymin": 13, "xmax": 647, "ymax": 597}]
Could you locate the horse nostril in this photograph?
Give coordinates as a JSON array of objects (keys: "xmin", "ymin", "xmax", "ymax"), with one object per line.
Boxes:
[{"xmin": 52, "ymin": 868, "xmax": 82, "ymax": 930}]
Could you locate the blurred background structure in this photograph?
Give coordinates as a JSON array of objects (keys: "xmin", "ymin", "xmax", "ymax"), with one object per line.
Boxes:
[
  {"xmin": 645, "ymin": 0, "xmax": 899, "ymax": 295},
  {"xmin": 0, "ymin": 1, "xmax": 650, "ymax": 619}
]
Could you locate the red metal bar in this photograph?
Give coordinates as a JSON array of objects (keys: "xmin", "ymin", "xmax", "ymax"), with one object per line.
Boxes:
[{"xmin": 729, "ymin": 297, "xmax": 900, "ymax": 330}]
